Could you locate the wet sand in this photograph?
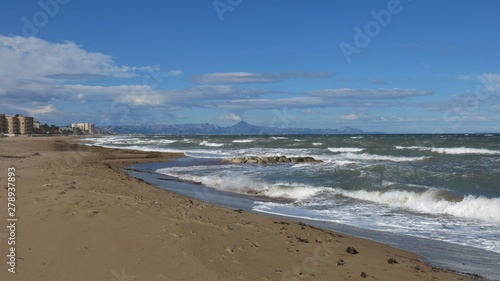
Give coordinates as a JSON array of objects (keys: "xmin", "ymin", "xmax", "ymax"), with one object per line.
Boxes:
[{"xmin": 0, "ymin": 136, "xmax": 479, "ymax": 280}]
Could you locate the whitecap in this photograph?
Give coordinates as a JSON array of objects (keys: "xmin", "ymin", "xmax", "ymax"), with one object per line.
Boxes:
[
  {"xmin": 199, "ymin": 141, "xmax": 224, "ymax": 147},
  {"xmin": 335, "ymin": 188, "xmax": 500, "ymax": 223},
  {"xmin": 327, "ymin": 147, "xmax": 364, "ymax": 153},
  {"xmin": 232, "ymin": 139, "xmax": 255, "ymax": 143},
  {"xmin": 395, "ymin": 146, "xmax": 500, "ymax": 155}
]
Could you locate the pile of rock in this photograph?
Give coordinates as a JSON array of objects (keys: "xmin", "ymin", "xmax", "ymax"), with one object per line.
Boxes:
[{"xmin": 223, "ymin": 156, "xmax": 322, "ymax": 164}]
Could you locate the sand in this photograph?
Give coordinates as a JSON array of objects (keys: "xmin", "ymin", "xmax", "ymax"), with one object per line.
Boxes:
[{"xmin": 0, "ymin": 136, "xmax": 479, "ymax": 281}]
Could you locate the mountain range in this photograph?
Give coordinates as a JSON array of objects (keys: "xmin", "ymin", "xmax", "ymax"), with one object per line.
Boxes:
[{"xmin": 101, "ymin": 121, "xmax": 381, "ymax": 135}]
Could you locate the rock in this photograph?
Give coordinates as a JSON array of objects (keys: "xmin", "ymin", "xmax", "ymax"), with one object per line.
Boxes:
[
  {"xmin": 223, "ymin": 156, "xmax": 322, "ymax": 164},
  {"xmin": 337, "ymin": 259, "xmax": 345, "ymax": 266},
  {"xmin": 246, "ymin": 157, "xmax": 258, "ymax": 163},
  {"xmin": 346, "ymin": 246, "xmax": 359, "ymax": 255},
  {"xmin": 360, "ymin": 272, "xmax": 368, "ymax": 278},
  {"xmin": 387, "ymin": 258, "xmax": 398, "ymax": 264}
]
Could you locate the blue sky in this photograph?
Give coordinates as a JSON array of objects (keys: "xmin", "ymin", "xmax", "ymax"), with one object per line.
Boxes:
[{"xmin": 1, "ymin": 0, "xmax": 499, "ymax": 133}]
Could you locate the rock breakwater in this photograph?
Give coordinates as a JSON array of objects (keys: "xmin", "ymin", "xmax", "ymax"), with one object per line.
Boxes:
[{"xmin": 223, "ymin": 156, "xmax": 322, "ymax": 164}]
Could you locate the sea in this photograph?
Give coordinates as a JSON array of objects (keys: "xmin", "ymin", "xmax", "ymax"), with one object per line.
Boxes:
[{"xmin": 87, "ymin": 134, "xmax": 500, "ymax": 280}]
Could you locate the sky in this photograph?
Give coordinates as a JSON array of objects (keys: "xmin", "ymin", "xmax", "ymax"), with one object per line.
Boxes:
[{"xmin": 1, "ymin": 0, "xmax": 500, "ymax": 133}]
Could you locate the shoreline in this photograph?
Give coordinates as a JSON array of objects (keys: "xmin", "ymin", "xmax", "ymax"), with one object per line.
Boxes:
[
  {"xmin": 126, "ymin": 157, "xmax": 498, "ymax": 281},
  {"xmin": 0, "ymin": 136, "xmax": 482, "ymax": 280}
]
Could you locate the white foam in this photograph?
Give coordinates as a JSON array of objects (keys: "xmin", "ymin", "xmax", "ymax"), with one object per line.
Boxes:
[
  {"xmin": 199, "ymin": 141, "xmax": 224, "ymax": 147},
  {"xmin": 232, "ymin": 139, "xmax": 255, "ymax": 143},
  {"xmin": 336, "ymin": 188, "xmax": 500, "ymax": 223},
  {"xmin": 312, "ymin": 142, "xmax": 323, "ymax": 146},
  {"xmin": 156, "ymin": 168, "xmax": 322, "ymax": 200},
  {"xmin": 328, "ymin": 147, "xmax": 364, "ymax": 153},
  {"xmin": 395, "ymin": 146, "xmax": 500, "ymax": 155},
  {"xmin": 157, "ymin": 139, "xmax": 177, "ymax": 144},
  {"xmin": 338, "ymin": 152, "xmax": 427, "ymax": 162},
  {"xmin": 85, "ymin": 136, "xmax": 177, "ymax": 145}
]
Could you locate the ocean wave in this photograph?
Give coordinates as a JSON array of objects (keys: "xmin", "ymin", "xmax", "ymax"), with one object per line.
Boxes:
[
  {"xmin": 338, "ymin": 152, "xmax": 427, "ymax": 162},
  {"xmin": 86, "ymin": 136, "xmax": 178, "ymax": 145},
  {"xmin": 272, "ymin": 137, "xmax": 288, "ymax": 140},
  {"xmin": 395, "ymin": 146, "xmax": 500, "ymax": 155},
  {"xmin": 336, "ymin": 188, "xmax": 500, "ymax": 223},
  {"xmin": 312, "ymin": 142, "xmax": 323, "ymax": 146},
  {"xmin": 328, "ymin": 147, "xmax": 364, "ymax": 153},
  {"xmin": 232, "ymin": 139, "xmax": 255, "ymax": 143},
  {"xmin": 231, "ymin": 148, "xmax": 322, "ymax": 159},
  {"xmin": 199, "ymin": 141, "xmax": 224, "ymax": 147},
  {"xmin": 155, "ymin": 168, "xmax": 321, "ymax": 200}
]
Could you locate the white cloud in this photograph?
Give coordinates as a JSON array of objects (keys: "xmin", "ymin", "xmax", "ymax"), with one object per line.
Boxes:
[
  {"xmin": 17, "ymin": 104, "xmax": 57, "ymax": 116},
  {"xmin": 219, "ymin": 113, "xmax": 241, "ymax": 122},
  {"xmin": 167, "ymin": 70, "xmax": 183, "ymax": 77},
  {"xmin": 490, "ymin": 105, "xmax": 500, "ymax": 112},
  {"xmin": 117, "ymin": 85, "xmax": 271, "ymax": 107},
  {"xmin": 458, "ymin": 73, "xmax": 500, "ymax": 82},
  {"xmin": 192, "ymin": 72, "xmax": 278, "ymax": 84},
  {"xmin": 341, "ymin": 113, "xmax": 362, "ymax": 120},
  {"xmin": 482, "ymin": 73, "xmax": 500, "ymax": 82},
  {"xmin": 215, "ymin": 97, "xmax": 326, "ymax": 110},
  {"xmin": 208, "ymin": 88, "xmax": 433, "ymax": 111},
  {"xmin": 0, "ymin": 35, "xmax": 138, "ymax": 79},
  {"xmin": 308, "ymin": 88, "xmax": 432, "ymax": 99},
  {"xmin": 0, "ymin": 35, "xmax": 181, "ymax": 103},
  {"xmin": 191, "ymin": 71, "xmax": 331, "ymax": 84}
]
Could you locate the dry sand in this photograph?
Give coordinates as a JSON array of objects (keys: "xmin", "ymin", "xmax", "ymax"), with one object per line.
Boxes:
[{"xmin": 0, "ymin": 136, "xmax": 479, "ymax": 281}]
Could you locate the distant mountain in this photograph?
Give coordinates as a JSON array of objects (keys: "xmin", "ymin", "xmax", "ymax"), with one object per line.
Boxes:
[{"xmin": 100, "ymin": 121, "xmax": 380, "ymax": 135}]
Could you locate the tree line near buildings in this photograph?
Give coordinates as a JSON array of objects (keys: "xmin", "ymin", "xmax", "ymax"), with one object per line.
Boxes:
[{"xmin": 34, "ymin": 123, "xmax": 60, "ymax": 134}]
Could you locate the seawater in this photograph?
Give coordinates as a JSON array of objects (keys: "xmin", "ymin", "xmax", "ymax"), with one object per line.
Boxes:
[{"xmin": 88, "ymin": 134, "xmax": 500, "ymax": 278}]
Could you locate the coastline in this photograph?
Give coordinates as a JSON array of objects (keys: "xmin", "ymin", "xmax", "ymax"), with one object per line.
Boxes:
[{"xmin": 0, "ymin": 136, "xmax": 481, "ymax": 280}]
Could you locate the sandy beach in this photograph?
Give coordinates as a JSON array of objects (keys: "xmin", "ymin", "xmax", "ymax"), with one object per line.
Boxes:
[{"xmin": 0, "ymin": 136, "xmax": 479, "ymax": 281}]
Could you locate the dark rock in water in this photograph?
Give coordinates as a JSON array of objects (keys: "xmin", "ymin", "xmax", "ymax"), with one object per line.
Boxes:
[
  {"xmin": 387, "ymin": 258, "xmax": 398, "ymax": 264},
  {"xmin": 223, "ymin": 155, "xmax": 322, "ymax": 164},
  {"xmin": 346, "ymin": 246, "xmax": 359, "ymax": 255}
]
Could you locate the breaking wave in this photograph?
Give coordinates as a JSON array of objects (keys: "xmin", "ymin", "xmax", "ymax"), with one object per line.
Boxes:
[
  {"xmin": 156, "ymin": 168, "xmax": 322, "ymax": 200},
  {"xmin": 199, "ymin": 141, "xmax": 224, "ymax": 147},
  {"xmin": 395, "ymin": 146, "xmax": 500, "ymax": 155},
  {"xmin": 327, "ymin": 147, "xmax": 364, "ymax": 153},
  {"xmin": 232, "ymin": 139, "xmax": 255, "ymax": 143},
  {"xmin": 337, "ymin": 188, "xmax": 500, "ymax": 223},
  {"xmin": 338, "ymin": 152, "xmax": 427, "ymax": 162}
]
